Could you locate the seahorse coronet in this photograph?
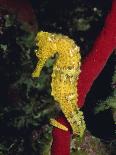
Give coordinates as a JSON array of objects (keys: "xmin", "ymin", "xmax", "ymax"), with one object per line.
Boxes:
[{"xmin": 32, "ymin": 31, "xmax": 86, "ymax": 136}]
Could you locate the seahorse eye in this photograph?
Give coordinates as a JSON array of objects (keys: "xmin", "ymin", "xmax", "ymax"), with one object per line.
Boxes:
[{"xmin": 34, "ymin": 45, "xmax": 39, "ymax": 52}]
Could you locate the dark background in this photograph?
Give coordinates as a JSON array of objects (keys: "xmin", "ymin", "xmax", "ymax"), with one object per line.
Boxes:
[{"xmin": 0, "ymin": 0, "xmax": 115, "ymax": 154}]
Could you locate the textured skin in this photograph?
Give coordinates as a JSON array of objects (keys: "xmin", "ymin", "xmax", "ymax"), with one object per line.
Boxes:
[{"xmin": 51, "ymin": 0, "xmax": 116, "ymax": 154}]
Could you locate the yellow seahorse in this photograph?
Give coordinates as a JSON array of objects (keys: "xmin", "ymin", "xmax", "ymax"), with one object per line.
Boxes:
[{"xmin": 32, "ymin": 31, "xmax": 85, "ymax": 136}]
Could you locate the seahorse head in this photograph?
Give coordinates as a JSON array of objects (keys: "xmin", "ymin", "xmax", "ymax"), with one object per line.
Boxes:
[
  {"xmin": 35, "ymin": 31, "xmax": 80, "ymax": 56},
  {"xmin": 32, "ymin": 31, "xmax": 81, "ymax": 77},
  {"xmin": 32, "ymin": 31, "xmax": 57, "ymax": 77},
  {"xmin": 35, "ymin": 31, "xmax": 57, "ymax": 58}
]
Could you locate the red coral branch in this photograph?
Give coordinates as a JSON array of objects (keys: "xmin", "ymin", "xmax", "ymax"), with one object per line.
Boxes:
[
  {"xmin": 51, "ymin": 116, "xmax": 71, "ymax": 155},
  {"xmin": 51, "ymin": 0, "xmax": 116, "ymax": 154},
  {"xmin": 78, "ymin": 0, "xmax": 116, "ymax": 108}
]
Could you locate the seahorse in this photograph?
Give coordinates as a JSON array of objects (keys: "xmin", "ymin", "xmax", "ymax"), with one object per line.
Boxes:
[{"xmin": 32, "ymin": 31, "xmax": 86, "ymax": 136}]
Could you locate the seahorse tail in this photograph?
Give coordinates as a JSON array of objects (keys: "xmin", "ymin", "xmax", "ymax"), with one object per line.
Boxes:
[
  {"xmin": 50, "ymin": 118, "xmax": 68, "ymax": 131},
  {"xmin": 67, "ymin": 110, "xmax": 86, "ymax": 136},
  {"xmin": 59, "ymin": 100, "xmax": 86, "ymax": 136}
]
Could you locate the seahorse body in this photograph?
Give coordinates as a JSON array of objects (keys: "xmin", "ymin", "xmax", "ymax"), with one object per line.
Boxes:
[{"xmin": 32, "ymin": 31, "xmax": 85, "ymax": 136}]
